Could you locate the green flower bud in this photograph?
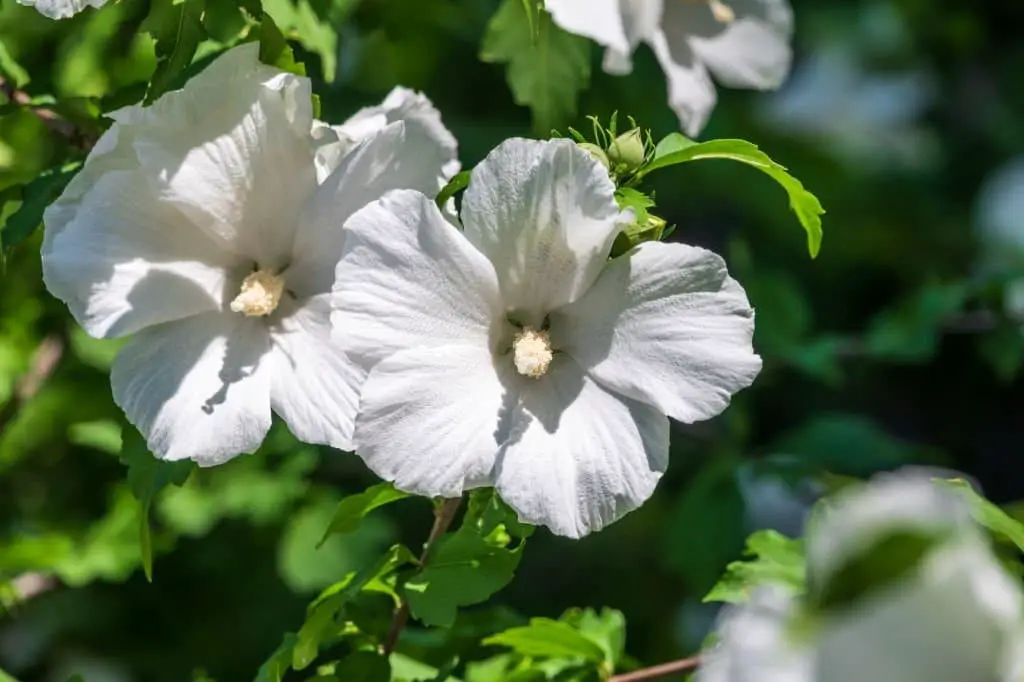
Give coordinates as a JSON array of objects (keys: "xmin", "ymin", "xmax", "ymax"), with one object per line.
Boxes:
[
  {"xmin": 607, "ymin": 128, "xmax": 646, "ymax": 171},
  {"xmin": 577, "ymin": 142, "xmax": 610, "ymax": 169}
]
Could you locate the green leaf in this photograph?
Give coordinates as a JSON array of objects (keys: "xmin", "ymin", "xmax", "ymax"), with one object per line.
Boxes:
[
  {"xmin": 1, "ymin": 163, "xmax": 81, "ymax": 252},
  {"xmin": 333, "ymin": 652, "xmax": 390, "ymax": 682},
  {"xmin": 0, "ymin": 670, "xmax": 19, "ymax": 682},
  {"xmin": 118, "ymin": 426, "xmax": 194, "ymax": 581},
  {"xmin": 640, "ymin": 135, "xmax": 825, "ymax": 258},
  {"xmin": 483, "ymin": 618, "xmax": 605, "ymax": 662},
  {"xmin": 259, "ymin": 12, "xmax": 306, "ymax": 77},
  {"xmin": 560, "ymin": 608, "xmax": 626, "ymax": 667},
  {"xmin": 941, "ymin": 478, "xmax": 1024, "ymax": 553},
  {"xmin": 978, "ymin": 324, "xmax": 1024, "ymax": 383},
  {"xmin": 480, "ymin": 0, "xmax": 591, "ymax": 135},
  {"xmin": 293, "ymin": 544, "xmax": 415, "ymax": 670},
  {"xmin": 255, "ymin": 633, "xmax": 298, "ymax": 682},
  {"xmin": 318, "ymin": 483, "xmax": 409, "ymax": 547},
  {"xmin": 704, "ymin": 530, "xmax": 806, "ymax": 604},
  {"xmin": 0, "ymin": 42, "xmax": 30, "ymax": 89},
  {"xmin": 146, "ymin": 0, "xmax": 208, "ymax": 103},
  {"xmin": 436, "ymin": 171, "xmax": 471, "ymax": 211},
  {"xmin": 262, "ymin": 0, "xmax": 342, "ymax": 81},
  {"xmin": 405, "ymin": 490, "xmax": 527, "ymax": 628}
]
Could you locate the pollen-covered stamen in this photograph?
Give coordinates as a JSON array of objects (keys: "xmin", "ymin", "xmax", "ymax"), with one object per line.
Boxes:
[
  {"xmin": 513, "ymin": 327, "xmax": 554, "ymax": 379},
  {"xmin": 709, "ymin": 0, "xmax": 735, "ymax": 23},
  {"xmin": 230, "ymin": 268, "xmax": 285, "ymax": 317}
]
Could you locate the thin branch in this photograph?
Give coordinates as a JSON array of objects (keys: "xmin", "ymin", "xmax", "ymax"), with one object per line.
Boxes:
[
  {"xmin": 0, "ymin": 333, "xmax": 64, "ymax": 434},
  {"xmin": 0, "ymin": 77, "xmax": 91, "ymax": 148},
  {"xmin": 10, "ymin": 572, "xmax": 58, "ymax": 602},
  {"xmin": 609, "ymin": 656, "xmax": 702, "ymax": 682},
  {"xmin": 382, "ymin": 497, "xmax": 462, "ymax": 654}
]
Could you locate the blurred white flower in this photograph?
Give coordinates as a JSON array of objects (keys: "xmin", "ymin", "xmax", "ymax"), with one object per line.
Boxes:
[
  {"xmin": 546, "ymin": 0, "xmax": 793, "ymax": 136},
  {"xmin": 42, "ymin": 44, "xmax": 454, "ymax": 465},
  {"xmin": 312, "ymin": 86, "xmax": 460, "ymax": 183},
  {"xmin": 699, "ymin": 474, "xmax": 1024, "ymax": 682},
  {"xmin": 332, "ymin": 137, "xmax": 761, "ymax": 537},
  {"xmin": 17, "ymin": 0, "xmax": 105, "ymax": 19}
]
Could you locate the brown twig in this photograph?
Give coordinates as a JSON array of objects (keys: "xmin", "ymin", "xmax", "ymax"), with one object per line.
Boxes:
[
  {"xmin": 10, "ymin": 572, "xmax": 58, "ymax": 602},
  {"xmin": 0, "ymin": 76, "xmax": 90, "ymax": 147},
  {"xmin": 0, "ymin": 334, "xmax": 64, "ymax": 434},
  {"xmin": 382, "ymin": 497, "xmax": 463, "ymax": 654},
  {"xmin": 609, "ymin": 656, "xmax": 702, "ymax": 682}
]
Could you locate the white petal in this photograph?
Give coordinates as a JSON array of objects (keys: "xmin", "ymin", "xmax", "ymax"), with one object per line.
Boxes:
[
  {"xmin": 806, "ymin": 473, "xmax": 975, "ymax": 590},
  {"xmin": 665, "ymin": 0, "xmax": 793, "ymax": 91},
  {"xmin": 42, "ymin": 170, "xmax": 236, "ymax": 338},
  {"xmin": 319, "ymin": 87, "xmax": 460, "ymax": 180},
  {"xmin": 111, "ymin": 312, "xmax": 272, "ymax": 465},
  {"xmin": 495, "ymin": 359, "xmax": 669, "ymax": 538},
  {"xmin": 290, "ymin": 121, "xmax": 458, "ymax": 297},
  {"xmin": 17, "ymin": 0, "xmax": 105, "ymax": 19},
  {"xmin": 553, "ymin": 241, "xmax": 761, "ymax": 424},
  {"xmin": 698, "ymin": 587, "xmax": 811, "ymax": 682},
  {"xmin": 649, "ymin": 29, "xmax": 718, "ymax": 137},
  {"xmin": 331, "ymin": 189, "xmax": 502, "ymax": 366},
  {"xmin": 353, "ymin": 344, "xmax": 511, "ymax": 497},
  {"xmin": 817, "ymin": 535, "xmax": 1023, "ymax": 682},
  {"xmin": 113, "ymin": 43, "xmax": 317, "ymax": 268},
  {"xmin": 546, "ymin": 0, "xmax": 631, "ymax": 54},
  {"xmin": 268, "ymin": 295, "xmax": 363, "ymax": 451},
  {"xmin": 461, "ymin": 138, "xmax": 628, "ymax": 323}
]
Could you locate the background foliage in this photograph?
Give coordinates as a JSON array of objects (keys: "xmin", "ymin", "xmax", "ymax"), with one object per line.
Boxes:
[{"xmin": 2, "ymin": 0, "xmax": 1024, "ymax": 680}]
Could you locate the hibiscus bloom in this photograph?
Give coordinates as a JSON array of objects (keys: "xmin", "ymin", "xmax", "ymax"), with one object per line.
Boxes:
[
  {"xmin": 546, "ymin": 0, "xmax": 793, "ymax": 136},
  {"xmin": 699, "ymin": 475, "xmax": 1024, "ymax": 682},
  {"xmin": 332, "ymin": 137, "xmax": 761, "ymax": 537},
  {"xmin": 17, "ymin": 0, "xmax": 105, "ymax": 19},
  {"xmin": 42, "ymin": 43, "xmax": 455, "ymax": 465}
]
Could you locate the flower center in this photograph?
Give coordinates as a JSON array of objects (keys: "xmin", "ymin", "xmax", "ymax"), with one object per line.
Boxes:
[
  {"xmin": 686, "ymin": 0, "xmax": 735, "ymax": 23},
  {"xmin": 512, "ymin": 327, "xmax": 554, "ymax": 379},
  {"xmin": 230, "ymin": 268, "xmax": 285, "ymax": 317}
]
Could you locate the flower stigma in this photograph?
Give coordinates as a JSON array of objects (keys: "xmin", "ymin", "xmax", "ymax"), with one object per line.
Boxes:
[
  {"xmin": 707, "ymin": 0, "xmax": 735, "ymax": 23},
  {"xmin": 230, "ymin": 268, "xmax": 285, "ymax": 317},
  {"xmin": 512, "ymin": 327, "xmax": 554, "ymax": 379}
]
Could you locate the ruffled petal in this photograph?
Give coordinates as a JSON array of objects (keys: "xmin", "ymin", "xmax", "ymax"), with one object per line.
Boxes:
[
  {"xmin": 331, "ymin": 189, "xmax": 503, "ymax": 366},
  {"xmin": 461, "ymin": 138, "xmax": 628, "ymax": 323},
  {"xmin": 649, "ymin": 29, "xmax": 718, "ymax": 137},
  {"xmin": 292, "ymin": 121, "xmax": 457, "ymax": 297},
  {"xmin": 314, "ymin": 86, "xmax": 459, "ymax": 182},
  {"xmin": 665, "ymin": 0, "xmax": 793, "ymax": 91},
  {"xmin": 16, "ymin": 0, "xmax": 105, "ymax": 19},
  {"xmin": 268, "ymin": 295, "xmax": 363, "ymax": 451},
  {"xmin": 112, "ymin": 43, "xmax": 317, "ymax": 268},
  {"xmin": 353, "ymin": 344, "xmax": 511, "ymax": 497},
  {"xmin": 111, "ymin": 312, "xmax": 273, "ymax": 465},
  {"xmin": 546, "ymin": 0, "xmax": 631, "ymax": 54},
  {"xmin": 495, "ymin": 358, "xmax": 668, "ymax": 538},
  {"xmin": 42, "ymin": 170, "xmax": 236, "ymax": 338},
  {"xmin": 553, "ymin": 242, "xmax": 761, "ymax": 424}
]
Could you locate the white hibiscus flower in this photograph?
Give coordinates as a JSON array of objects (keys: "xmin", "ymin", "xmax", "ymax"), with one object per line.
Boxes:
[
  {"xmin": 17, "ymin": 0, "xmax": 105, "ymax": 19},
  {"xmin": 699, "ymin": 475, "xmax": 1024, "ymax": 682},
  {"xmin": 41, "ymin": 43, "xmax": 455, "ymax": 465},
  {"xmin": 331, "ymin": 137, "xmax": 761, "ymax": 538},
  {"xmin": 546, "ymin": 0, "xmax": 793, "ymax": 137}
]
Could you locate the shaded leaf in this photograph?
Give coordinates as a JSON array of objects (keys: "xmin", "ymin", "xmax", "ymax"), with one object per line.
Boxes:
[
  {"xmin": 704, "ymin": 530, "xmax": 805, "ymax": 604},
  {"xmin": 146, "ymin": 0, "xmax": 207, "ymax": 103},
  {"xmin": 484, "ymin": 618, "xmax": 605, "ymax": 665},
  {"xmin": 480, "ymin": 0, "xmax": 590, "ymax": 135},
  {"xmin": 317, "ymin": 482, "xmax": 409, "ymax": 547},
  {"xmin": 1, "ymin": 163, "xmax": 80, "ymax": 251}
]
